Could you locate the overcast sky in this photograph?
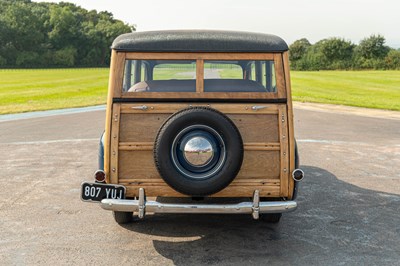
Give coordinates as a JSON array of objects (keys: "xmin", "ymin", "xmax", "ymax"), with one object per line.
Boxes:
[{"xmin": 33, "ymin": 0, "xmax": 400, "ymax": 48}]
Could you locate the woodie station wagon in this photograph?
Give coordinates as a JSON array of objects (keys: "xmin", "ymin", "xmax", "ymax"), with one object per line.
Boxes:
[{"xmin": 81, "ymin": 30, "xmax": 304, "ymax": 224}]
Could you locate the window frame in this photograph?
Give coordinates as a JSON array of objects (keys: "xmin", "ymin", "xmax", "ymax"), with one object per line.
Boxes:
[{"xmin": 116, "ymin": 52, "xmax": 287, "ymax": 100}]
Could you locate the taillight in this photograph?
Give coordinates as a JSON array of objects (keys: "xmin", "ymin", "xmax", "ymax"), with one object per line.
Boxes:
[
  {"xmin": 94, "ymin": 170, "xmax": 106, "ymax": 183},
  {"xmin": 292, "ymin": 169, "xmax": 304, "ymax": 182}
]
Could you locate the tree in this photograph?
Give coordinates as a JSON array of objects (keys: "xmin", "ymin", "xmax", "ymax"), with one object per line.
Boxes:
[
  {"xmin": 318, "ymin": 38, "xmax": 355, "ymax": 69},
  {"xmin": 357, "ymin": 34, "xmax": 389, "ymax": 60},
  {"xmin": 82, "ymin": 12, "xmax": 135, "ymax": 65},
  {"xmin": 385, "ymin": 49, "xmax": 400, "ymax": 69},
  {"xmin": 0, "ymin": 1, "xmax": 44, "ymax": 66},
  {"xmin": 289, "ymin": 38, "xmax": 311, "ymax": 61},
  {"xmin": 299, "ymin": 40, "xmax": 326, "ymax": 70},
  {"xmin": 320, "ymin": 38, "xmax": 354, "ymax": 61},
  {"xmin": 0, "ymin": 0, "xmax": 133, "ymax": 67}
]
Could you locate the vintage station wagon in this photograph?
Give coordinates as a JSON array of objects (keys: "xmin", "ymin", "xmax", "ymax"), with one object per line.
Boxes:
[{"xmin": 81, "ymin": 30, "xmax": 304, "ymax": 224}]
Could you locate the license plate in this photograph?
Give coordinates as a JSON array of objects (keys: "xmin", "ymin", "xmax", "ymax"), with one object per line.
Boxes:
[{"xmin": 81, "ymin": 182, "xmax": 126, "ymax": 202}]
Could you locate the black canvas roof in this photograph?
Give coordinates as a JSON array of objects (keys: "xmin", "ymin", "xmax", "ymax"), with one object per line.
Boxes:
[{"xmin": 111, "ymin": 30, "xmax": 288, "ymax": 53}]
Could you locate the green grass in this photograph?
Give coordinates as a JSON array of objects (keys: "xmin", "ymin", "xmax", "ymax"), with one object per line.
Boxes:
[
  {"xmin": 153, "ymin": 68, "xmax": 195, "ymax": 79},
  {"xmin": 217, "ymin": 68, "xmax": 243, "ymax": 79},
  {"xmin": 0, "ymin": 68, "xmax": 109, "ymax": 114},
  {"xmin": 0, "ymin": 69, "xmax": 399, "ymax": 114},
  {"xmin": 291, "ymin": 71, "xmax": 400, "ymax": 111}
]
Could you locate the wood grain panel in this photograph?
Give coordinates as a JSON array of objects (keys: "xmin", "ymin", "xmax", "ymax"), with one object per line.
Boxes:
[
  {"xmin": 104, "ymin": 51, "xmax": 125, "ymax": 182},
  {"xmin": 196, "ymin": 59, "xmax": 204, "ymax": 93},
  {"xmin": 118, "ymin": 150, "xmax": 280, "ymax": 182},
  {"xmin": 237, "ymin": 150, "xmax": 280, "ymax": 179},
  {"xmin": 274, "ymin": 53, "xmax": 286, "ymax": 99},
  {"xmin": 120, "ymin": 103, "xmax": 279, "ymax": 115},
  {"xmin": 122, "ymin": 91, "xmax": 279, "ymax": 100},
  {"xmin": 119, "ymin": 107, "xmax": 279, "ymax": 144},
  {"xmin": 118, "ymin": 142, "xmax": 280, "ymax": 151},
  {"xmin": 283, "ymin": 52, "xmax": 296, "ymax": 199},
  {"xmin": 116, "ymin": 102, "xmax": 283, "ymax": 197},
  {"xmin": 229, "ymin": 114, "xmax": 279, "ymax": 143},
  {"xmin": 109, "ymin": 104, "xmax": 121, "ymax": 184},
  {"xmin": 279, "ymin": 106, "xmax": 289, "ymax": 196},
  {"xmin": 121, "ymin": 179, "xmax": 280, "ymax": 186},
  {"xmin": 124, "ymin": 184, "xmax": 280, "ymax": 197},
  {"xmin": 119, "ymin": 113, "xmax": 170, "ymax": 142},
  {"xmin": 125, "ymin": 52, "xmax": 275, "ymax": 60},
  {"xmin": 119, "ymin": 150, "xmax": 160, "ymax": 180}
]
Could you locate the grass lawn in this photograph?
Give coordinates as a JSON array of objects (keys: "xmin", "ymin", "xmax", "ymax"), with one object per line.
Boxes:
[
  {"xmin": 217, "ymin": 68, "xmax": 242, "ymax": 79},
  {"xmin": 0, "ymin": 69, "xmax": 399, "ymax": 114},
  {"xmin": 0, "ymin": 68, "xmax": 109, "ymax": 114},
  {"xmin": 153, "ymin": 68, "xmax": 195, "ymax": 79},
  {"xmin": 291, "ymin": 70, "xmax": 400, "ymax": 111}
]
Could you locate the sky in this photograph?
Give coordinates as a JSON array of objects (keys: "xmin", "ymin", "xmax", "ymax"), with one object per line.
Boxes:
[{"xmin": 33, "ymin": 0, "xmax": 400, "ymax": 48}]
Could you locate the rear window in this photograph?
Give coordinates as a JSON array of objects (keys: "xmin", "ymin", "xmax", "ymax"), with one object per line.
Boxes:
[
  {"xmin": 122, "ymin": 60, "xmax": 196, "ymax": 92},
  {"xmin": 204, "ymin": 60, "xmax": 276, "ymax": 92},
  {"xmin": 122, "ymin": 59, "xmax": 276, "ymax": 93}
]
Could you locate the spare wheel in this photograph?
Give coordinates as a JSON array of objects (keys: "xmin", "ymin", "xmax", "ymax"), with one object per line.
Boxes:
[{"xmin": 154, "ymin": 107, "xmax": 243, "ymax": 196}]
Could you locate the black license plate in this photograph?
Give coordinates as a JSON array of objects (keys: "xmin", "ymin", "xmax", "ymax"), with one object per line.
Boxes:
[{"xmin": 81, "ymin": 182, "xmax": 126, "ymax": 202}]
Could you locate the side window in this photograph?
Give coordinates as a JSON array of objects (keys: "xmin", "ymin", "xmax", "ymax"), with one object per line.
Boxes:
[
  {"xmin": 122, "ymin": 60, "xmax": 147, "ymax": 92},
  {"xmin": 263, "ymin": 61, "xmax": 276, "ymax": 92},
  {"xmin": 247, "ymin": 61, "xmax": 276, "ymax": 92}
]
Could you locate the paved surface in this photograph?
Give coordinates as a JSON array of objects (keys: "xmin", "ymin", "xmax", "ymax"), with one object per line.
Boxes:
[{"xmin": 1, "ymin": 104, "xmax": 399, "ymax": 265}]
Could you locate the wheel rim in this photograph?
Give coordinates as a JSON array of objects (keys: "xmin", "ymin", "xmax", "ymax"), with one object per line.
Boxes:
[
  {"xmin": 171, "ymin": 125, "xmax": 226, "ymax": 180},
  {"xmin": 183, "ymin": 136, "xmax": 214, "ymax": 166}
]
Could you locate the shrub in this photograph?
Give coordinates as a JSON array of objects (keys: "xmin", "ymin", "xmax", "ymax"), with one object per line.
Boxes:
[
  {"xmin": 53, "ymin": 46, "xmax": 77, "ymax": 66},
  {"xmin": 15, "ymin": 51, "xmax": 40, "ymax": 67},
  {"xmin": 385, "ymin": 50, "xmax": 400, "ymax": 69}
]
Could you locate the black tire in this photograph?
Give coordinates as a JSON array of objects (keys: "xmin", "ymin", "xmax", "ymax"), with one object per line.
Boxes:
[
  {"xmin": 154, "ymin": 107, "xmax": 243, "ymax": 196},
  {"xmin": 261, "ymin": 213, "xmax": 282, "ymax": 223},
  {"xmin": 113, "ymin": 211, "xmax": 133, "ymax": 224}
]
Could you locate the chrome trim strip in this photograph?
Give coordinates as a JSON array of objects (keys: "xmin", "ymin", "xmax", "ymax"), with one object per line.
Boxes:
[
  {"xmin": 251, "ymin": 105, "xmax": 267, "ymax": 111},
  {"xmin": 131, "ymin": 105, "xmax": 148, "ymax": 111}
]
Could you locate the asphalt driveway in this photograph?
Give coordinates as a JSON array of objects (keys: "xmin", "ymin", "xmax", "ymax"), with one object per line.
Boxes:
[{"xmin": 0, "ymin": 104, "xmax": 399, "ymax": 265}]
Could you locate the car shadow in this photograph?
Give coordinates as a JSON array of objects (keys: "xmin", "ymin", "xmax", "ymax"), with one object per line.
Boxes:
[{"xmin": 120, "ymin": 166, "xmax": 400, "ymax": 265}]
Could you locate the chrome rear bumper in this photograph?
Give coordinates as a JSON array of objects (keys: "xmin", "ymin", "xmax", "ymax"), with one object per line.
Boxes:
[{"xmin": 100, "ymin": 188, "xmax": 297, "ymax": 220}]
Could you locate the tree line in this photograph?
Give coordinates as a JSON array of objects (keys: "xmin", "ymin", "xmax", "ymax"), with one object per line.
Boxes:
[
  {"xmin": 1, "ymin": 1, "xmax": 399, "ymax": 70},
  {"xmin": 289, "ymin": 35, "xmax": 400, "ymax": 70},
  {"xmin": 0, "ymin": 0, "xmax": 134, "ymax": 68}
]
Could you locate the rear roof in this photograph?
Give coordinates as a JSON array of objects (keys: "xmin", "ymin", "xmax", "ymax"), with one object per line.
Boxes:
[{"xmin": 111, "ymin": 30, "xmax": 288, "ymax": 53}]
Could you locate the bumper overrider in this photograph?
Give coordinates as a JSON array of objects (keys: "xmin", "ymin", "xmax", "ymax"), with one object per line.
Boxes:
[{"xmin": 100, "ymin": 188, "xmax": 297, "ymax": 220}]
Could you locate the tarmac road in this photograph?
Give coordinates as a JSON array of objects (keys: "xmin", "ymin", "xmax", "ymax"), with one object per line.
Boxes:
[{"xmin": 0, "ymin": 104, "xmax": 399, "ymax": 265}]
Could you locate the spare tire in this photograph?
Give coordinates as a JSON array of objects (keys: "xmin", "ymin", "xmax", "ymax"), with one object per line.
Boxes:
[{"xmin": 154, "ymin": 107, "xmax": 243, "ymax": 196}]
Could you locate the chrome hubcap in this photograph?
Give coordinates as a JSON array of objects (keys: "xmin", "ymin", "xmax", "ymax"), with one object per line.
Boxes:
[{"xmin": 183, "ymin": 136, "xmax": 214, "ymax": 166}]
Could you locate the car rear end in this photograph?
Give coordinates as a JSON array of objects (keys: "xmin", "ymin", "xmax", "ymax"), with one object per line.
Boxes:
[{"xmin": 81, "ymin": 30, "xmax": 304, "ymax": 224}]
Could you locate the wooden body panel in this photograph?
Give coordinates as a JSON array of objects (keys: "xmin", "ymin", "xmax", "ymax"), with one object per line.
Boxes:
[
  {"xmin": 109, "ymin": 103, "xmax": 289, "ymax": 197},
  {"xmin": 282, "ymin": 52, "xmax": 296, "ymax": 198},
  {"xmin": 118, "ymin": 149, "xmax": 280, "ymax": 181}
]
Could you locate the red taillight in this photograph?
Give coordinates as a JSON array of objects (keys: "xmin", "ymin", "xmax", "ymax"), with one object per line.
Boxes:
[{"xmin": 94, "ymin": 170, "xmax": 106, "ymax": 183}]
